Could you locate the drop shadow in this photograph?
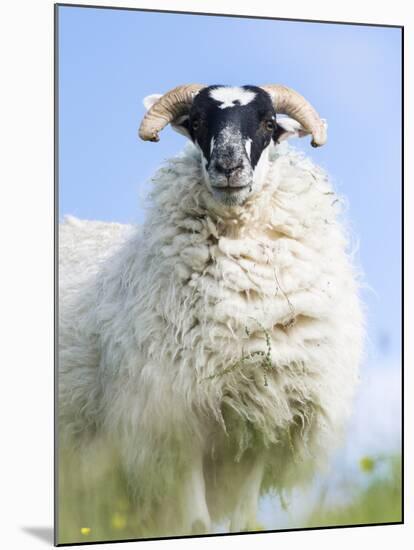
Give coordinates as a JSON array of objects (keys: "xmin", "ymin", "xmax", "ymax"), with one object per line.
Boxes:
[{"xmin": 22, "ymin": 526, "xmax": 54, "ymax": 545}]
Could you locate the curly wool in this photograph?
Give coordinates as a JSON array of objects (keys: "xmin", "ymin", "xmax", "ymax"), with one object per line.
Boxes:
[{"xmin": 59, "ymin": 142, "xmax": 364, "ymax": 534}]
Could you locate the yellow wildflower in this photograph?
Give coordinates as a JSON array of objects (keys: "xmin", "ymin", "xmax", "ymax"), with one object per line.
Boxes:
[
  {"xmin": 111, "ymin": 512, "xmax": 127, "ymax": 530},
  {"xmin": 359, "ymin": 456, "xmax": 375, "ymax": 473}
]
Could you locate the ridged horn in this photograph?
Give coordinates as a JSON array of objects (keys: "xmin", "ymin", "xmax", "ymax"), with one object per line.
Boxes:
[
  {"xmin": 261, "ymin": 84, "xmax": 327, "ymax": 147},
  {"xmin": 139, "ymin": 84, "xmax": 205, "ymax": 142}
]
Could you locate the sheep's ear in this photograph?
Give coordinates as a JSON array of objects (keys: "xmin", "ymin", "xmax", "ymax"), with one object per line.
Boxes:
[
  {"xmin": 142, "ymin": 93, "xmax": 192, "ymax": 139},
  {"xmin": 142, "ymin": 93, "xmax": 163, "ymax": 111},
  {"xmin": 171, "ymin": 114, "xmax": 191, "ymax": 139},
  {"xmin": 275, "ymin": 116, "xmax": 328, "ymax": 143},
  {"xmin": 274, "ymin": 117, "xmax": 310, "ymax": 143}
]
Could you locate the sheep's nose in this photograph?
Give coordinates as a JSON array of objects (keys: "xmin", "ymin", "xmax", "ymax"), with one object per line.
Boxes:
[{"xmin": 214, "ymin": 161, "xmax": 243, "ymax": 178}]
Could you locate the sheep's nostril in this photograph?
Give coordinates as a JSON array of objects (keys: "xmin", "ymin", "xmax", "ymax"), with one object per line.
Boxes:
[
  {"xmin": 215, "ymin": 161, "xmax": 243, "ymax": 177},
  {"xmin": 214, "ymin": 161, "xmax": 226, "ymax": 174}
]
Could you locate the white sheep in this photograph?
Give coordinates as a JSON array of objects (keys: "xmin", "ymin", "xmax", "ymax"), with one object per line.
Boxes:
[{"xmin": 59, "ymin": 84, "xmax": 364, "ymax": 536}]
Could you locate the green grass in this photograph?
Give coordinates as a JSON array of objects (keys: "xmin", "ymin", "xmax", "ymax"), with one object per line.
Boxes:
[
  {"xmin": 58, "ymin": 450, "xmax": 144, "ymax": 544},
  {"xmin": 306, "ymin": 455, "xmax": 402, "ymax": 528},
  {"xmin": 57, "ymin": 451, "xmax": 402, "ymax": 544}
]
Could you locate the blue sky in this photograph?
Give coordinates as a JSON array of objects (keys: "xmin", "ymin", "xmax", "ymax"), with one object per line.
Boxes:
[{"xmin": 58, "ymin": 6, "xmax": 402, "ymax": 364}]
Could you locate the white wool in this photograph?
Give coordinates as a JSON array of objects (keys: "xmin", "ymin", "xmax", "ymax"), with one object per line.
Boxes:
[{"xmin": 59, "ymin": 142, "xmax": 364, "ymax": 535}]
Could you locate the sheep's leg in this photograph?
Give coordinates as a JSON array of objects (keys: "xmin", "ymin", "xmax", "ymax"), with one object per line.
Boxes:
[
  {"xmin": 181, "ymin": 449, "xmax": 211, "ymax": 535},
  {"xmin": 229, "ymin": 456, "xmax": 265, "ymax": 532}
]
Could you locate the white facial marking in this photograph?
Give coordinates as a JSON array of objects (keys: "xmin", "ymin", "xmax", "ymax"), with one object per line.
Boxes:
[
  {"xmin": 252, "ymin": 142, "xmax": 272, "ymax": 188},
  {"xmin": 244, "ymin": 138, "xmax": 252, "ymax": 160},
  {"xmin": 210, "ymin": 136, "xmax": 215, "ymax": 155},
  {"xmin": 209, "ymin": 87, "xmax": 256, "ymax": 109}
]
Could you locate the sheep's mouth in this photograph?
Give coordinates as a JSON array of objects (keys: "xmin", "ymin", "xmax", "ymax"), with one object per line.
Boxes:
[
  {"xmin": 211, "ymin": 185, "xmax": 250, "ymax": 192},
  {"xmin": 210, "ymin": 183, "xmax": 252, "ymax": 206}
]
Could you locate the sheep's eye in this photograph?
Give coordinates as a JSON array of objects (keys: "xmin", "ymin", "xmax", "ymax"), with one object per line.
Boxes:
[
  {"xmin": 265, "ymin": 120, "xmax": 275, "ymax": 132},
  {"xmin": 192, "ymin": 120, "xmax": 200, "ymax": 131}
]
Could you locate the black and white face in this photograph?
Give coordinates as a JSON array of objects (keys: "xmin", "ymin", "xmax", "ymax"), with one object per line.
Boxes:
[
  {"xmin": 185, "ymin": 86, "xmax": 279, "ymax": 206},
  {"xmin": 144, "ymin": 85, "xmax": 309, "ymax": 206}
]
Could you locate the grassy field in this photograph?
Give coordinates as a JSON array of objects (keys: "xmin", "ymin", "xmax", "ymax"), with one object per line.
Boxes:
[
  {"xmin": 57, "ymin": 452, "xmax": 402, "ymax": 544},
  {"xmin": 306, "ymin": 455, "xmax": 402, "ymax": 528}
]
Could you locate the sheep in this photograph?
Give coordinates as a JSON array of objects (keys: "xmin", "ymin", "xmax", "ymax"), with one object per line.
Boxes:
[{"xmin": 58, "ymin": 84, "xmax": 364, "ymax": 537}]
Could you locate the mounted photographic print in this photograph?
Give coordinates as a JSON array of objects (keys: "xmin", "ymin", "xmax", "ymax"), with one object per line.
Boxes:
[{"xmin": 55, "ymin": 3, "xmax": 403, "ymax": 545}]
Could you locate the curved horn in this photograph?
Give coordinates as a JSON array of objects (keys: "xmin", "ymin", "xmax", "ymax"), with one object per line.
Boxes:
[
  {"xmin": 261, "ymin": 84, "xmax": 327, "ymax": 147},
  {"xmin": 139, "ymin": 84, "xmax": 205, "ymax": 142}
]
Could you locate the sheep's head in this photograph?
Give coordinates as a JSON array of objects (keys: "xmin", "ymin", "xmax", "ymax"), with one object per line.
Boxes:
[{"xmin": 139, "ymin": 84, "xmax": 327, "ymax": 206}]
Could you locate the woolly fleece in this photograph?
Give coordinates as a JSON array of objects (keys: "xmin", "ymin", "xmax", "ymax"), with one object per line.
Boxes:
[{"xmin": 59, "ymin": 142, "xmax": 364, "ymax": 534}]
